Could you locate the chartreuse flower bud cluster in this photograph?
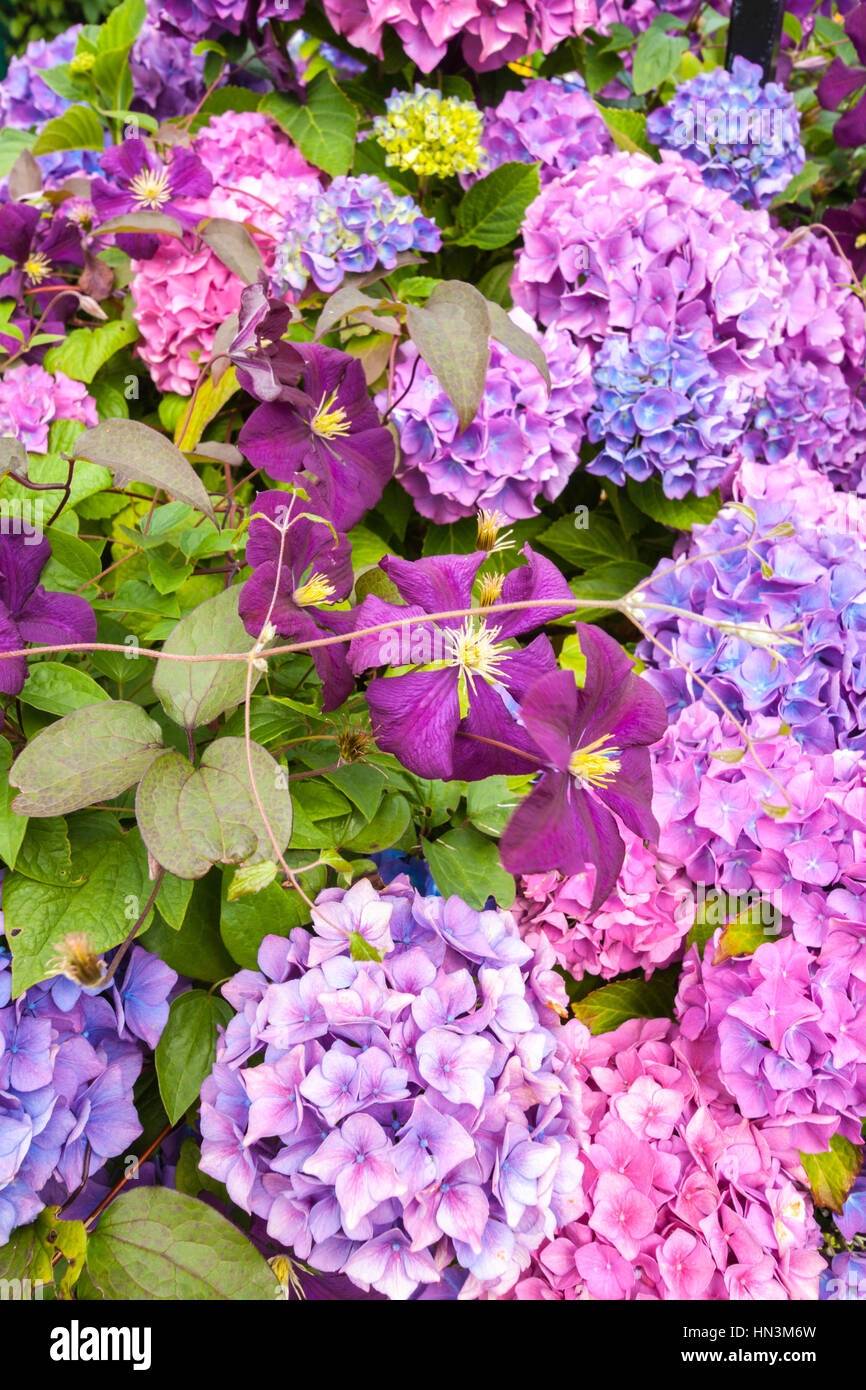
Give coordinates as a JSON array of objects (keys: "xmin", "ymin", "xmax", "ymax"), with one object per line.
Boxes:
[{"xmin": 373, "ymin": 85, "xmax": 487, "ymax": 178}]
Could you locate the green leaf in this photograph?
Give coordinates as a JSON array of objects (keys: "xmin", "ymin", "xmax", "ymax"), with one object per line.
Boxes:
[
  {"xmin": 8, "ymin": 701, "xmax": 164, "ymax": 817},
  {"xmin": 422, "ymin": 825, "xmax": 515, "ymax": 909},
  {"xmin": 199, "ymin": 219, "xmax": 264, "ymax": 286},
  {"xmin": 341, "ymin": 791, "xmax": 411, "ymax": 853},
  {"xmin": 100, "ymin": 0, "xmax": 146, "ymax": 50},
  {"xmin": 0, "ymin": 129, "xmax": 37, "ymax": 180},
  {"xmin": 155, "ymin": 872, "xmax": 194, "ymax": 930},
  {"xmin": 632, "ymin": 26, "xmax": 690, "ymax": 94},
  {"xmin": 0, "ymin": 737, "xmax": 27, "ymax": 871},
  {"xmin": 572, "ymin": 965, "xmax": 680, "ymax": 1034},
  {"xmin": 626, "ymin": 477, "xmax": 721, "ymax": 530},
  {"xmin": 226, "ymin": 860, "xmax": 278, "ymax": 900},
  {"xmin": 70, "ymin": 419, "xmax": 217, "ymax": 523},
  {"xmin": 350, "ymin": 931, "xmax": 383, "ymax": 962},
  {"xmin": 800, "ymin": 1135, "xmax": 863, "ymax": 1213},
  {"xmin": 5, "ymin": 827, "xmax": 153, "ymax": 995},
  {"xmin": 156, "ymin": 990, "xmax": 232, "ymax": 1123},
  {"xmin": 40, "ymin": 527, "xmax": 102, "ymax": 593},
  {"xmin": 321, "ymin": 762, "xmax": 387, "ymax": 820},
  {"xmin": 0, "ymin": 1214, "xmax": 53, "ymax": 1287},
  {"xmin": 406, "ymin": 280, "xmax": 491, "ymax": 431},
  {"xmin": 220, "ymin": 866, "xmax": 326, "ymax": 968},
  {"xmin": 94, "ymin": 210, "xmax": 183, "ymax": 239},
  {"xmin": 18, "ymin": 662, "xmax": 110, "ymax": 717},
  {"xmin": 712, "ymin": 898, "xmax": 778, "ymax": 964},
  {"xmin": 36, "ymin": 1206, "xmax": 88, "ymax": 1297},
  {"xmin": 141, "ymin": 875, "xmax": 235, "ymax": 982},
  {"xmin": 476, "ymin": 259, "xmax": 514, "ymax": 309},
  {"xmin": 537, "ymin": 513, "xmax": 635, "ymax": 568},
  {"xmin": 14, "ymin": 817, "xmax": 75, "ymax": 886},
  {"xmin": 84, "ymin": 1188, "xmax": 278, "ymax": 1299},
  {"xmin": 151, "ymin": 584, "xmax": 259, "ymax": 730},
  {"xmin": 454, "ymin": 161, "xmax": 540, "ymax": 250},
  {"xmin": 43, "ymin": 319, "xmax": 139, "ymax": 383},
  {"xmin": 595, "ymin": 105, "xmax": 657, "ymax": 156},
  {"xmin": 465, "ymin": 776, "xmax": 524, "ymax": 837},
  {"xmin": 135, "ymin": 739, "xmax": 293, "ymax": 879},
  {"xmin": 260, "ymin": 72, "xmax": 358, "ymax": 178},
  {"xmin": 31, "ymin": 105, "xmax": 105, "ymax": 155},
  {"xmin": 770, "ymin": 160, "xmax": 823, "ymax": 209}
]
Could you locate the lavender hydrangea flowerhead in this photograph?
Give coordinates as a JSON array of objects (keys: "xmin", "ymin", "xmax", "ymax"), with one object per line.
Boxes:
[
  {"xmin": 383, "ymin": 312, "xmax": 595, "ymax": 523},
  {"xmin": 130, "ymin": 12, "xmax": 208, "ymax": 120},
  {"xmin": 585, "ymin": 326, "xmax": 752, "ymax": 498},
  {"xmin": 480, "ymin": 78, "xmax": 613, "ymax": 185},
  {"xmin": 200, "ymin": 876, "xmax": 579, "ymax": 1299},
  {"xmin": 151, "ymin": 0, "xmax": 300, "ymax": 40},
  {"xmin": 0, "ymin": 28, "xmax": 103, "ymax": 188},
  {"xmin": 348, "ymin": 545, "xmax": 573, "ymax": 780},
  {"xmin": 500, "ymin": 625, "xmax": 668, "ymax": 910},
  {"xmin": 238, "ymin": 492, "xmax": 356, "ymax": 711},
  {"xmin": 238, "ymin": 339, "xmax": 395, "ymax": 532},
  {"xmin": 0, "ymin": 531, "xmax": 97, "ymax": 696},
  {"xmin": 646, "ymin": 56, "xmax": 805, "ymax": 208},
  {"xmin": 272, "ymin": 175, "xmax": 441, "ymax": 296},
  {"xmin": 373, "ymin": 86, "xmax": 486, "ymax": 179}
]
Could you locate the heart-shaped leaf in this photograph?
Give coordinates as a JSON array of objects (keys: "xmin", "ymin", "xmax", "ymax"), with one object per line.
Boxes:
[{"xmin": 70, "ymin": 419, "xmax": 217, "ymax": 521}]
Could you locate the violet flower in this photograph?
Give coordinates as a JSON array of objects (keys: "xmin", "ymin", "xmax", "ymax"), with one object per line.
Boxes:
[
  {"xmin": 0, "ymin": 532, "xmax": 98, "ymax": 696},
  {"xmin": 817, "ymin": 4, "xmax": 866, "ymax": 146},
  {"xmin": 0, "ymin": 202, "xmax": 84, "ymax": 350},
  {"xmin": 348, "ymin": 546, "xmax": 573, "ymax": 781},
  {"xmin": 499, "ymin": 624, "xmax": 668, "ymax": 910},
  {"xmin": 92, "ymin": 139, "xmax": 213, "ymax": 225}
]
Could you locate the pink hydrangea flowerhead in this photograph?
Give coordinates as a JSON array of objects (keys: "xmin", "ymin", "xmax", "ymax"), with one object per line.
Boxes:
[
  {"xmin": 322, "ymin": 0, "xmax": 598, "ymax": 73},
  {"xmin": 383, "ymin": 310, "xmax": 594, "ymax": 522},
  {"xmin": 199, "ymin": 876, "xmax": 585, "ymax": 1300},
  {"xmin": 0, "ymin": 365, "xmax": 97, "ymax": 454},
  {"xmin": 130, "ymin": 112, "xmax": 320, "ymax": 394}
]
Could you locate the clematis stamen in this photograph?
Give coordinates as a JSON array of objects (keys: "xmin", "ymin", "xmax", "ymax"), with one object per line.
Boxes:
[
  {"xmin": 293, "ymin": 571, "xmax": 336, "ymax": 606},
  {"xmin": 23, "ymin": 252, "xmax": 53, "ymax": 284},
  {"xmin": 310, "ymin": 389, "xmax": 353, "ymax": 439},
  {"xmin": 129, "ymin": 165, "xmax": 173, "ymax": 210},
  {"xmin": 568, "ymin": 734, "xmax": 622, "ymax": 789},
  {"xmin": 444, "ymin": 616, "xmax": 510, "ymax": 690},
  {"xmin": 477, "ymin": 572, "xmax": 505, "ymax": 606},
  {"xmin": 476, "ymin": 508, "xmax": 515, "ymax": 553}
]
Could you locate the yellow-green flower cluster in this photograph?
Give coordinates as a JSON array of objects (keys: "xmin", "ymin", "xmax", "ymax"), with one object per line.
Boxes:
[{"xmin": 372, "ymin": 84, "xmax": 486, "ymax": 179}]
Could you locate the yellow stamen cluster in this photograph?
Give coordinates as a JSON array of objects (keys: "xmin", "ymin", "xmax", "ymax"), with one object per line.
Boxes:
[
  {"xmin": 445, "ymin": 616, "xmax": 510, "ymax": 688},
  {"xmin": 373, "ymin": 85, "xmax": 486, "ymax": 179},
  {"xmin": 568, "ymin": 735, "xmax": 622, "ymax": 790},
  {"xmin": 477, "ymin": 571, "xmax": 505, "ymax": 607},
  {"xmin": 293, "ymin": 571, "xmax": 336, "ymax": 606},
  {"xmin": 310, "ymin": 390, "xmax": 352, "ymax": 440},
  {"xmin": 129, "ymin": 165, "xmax": 172, "ymax": 210},
  {"xmin": 475, "ymin": 508, "xmax": 514, "ymax": 554},
  {"xmin": 22, "ymin": 252, "xmax": 52, "ymax": 285},
  {"xmin": 268, "ymin": 1254, "xmax": 305, "ymax": 1300},
  {"xmin": 48, "ymin": 933, "xmax": 105, "ymax": 988}
]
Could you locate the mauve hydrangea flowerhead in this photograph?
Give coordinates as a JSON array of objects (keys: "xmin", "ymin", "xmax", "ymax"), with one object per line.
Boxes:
[
  {"xmin": 130, "ymin": 112, "xmax": 318, "ymax": 394},
  {"xmin": 499, "ymin": 625, "xmax": 668, "ymax": 910},
  {"xmin": 496, "ymin": 1013, "xmax": 824, "ymax": 1301},
  {"xmin": 199, "ymin": 875, "xmax": 586, "ymax": 1299},
  {"xmin": 0, "ymin": 530, "xmax": 98, "ymax": 696},
  {"xmin": 646, "ymin": 57, "xmax": 805, "ymax": 209},
  {"xmin": 151, "ymin": 0, "xmax": 300, "ymax": 40},
  {"xmin": 741, "ymin": 358, "xmax": 866, "ymax": 489},
  {"xmin": 373, "ymin": 86, "xmax": 486, "ymax": 179},
  {"xmin": 239, "ymin": 492, "xmax": 356, "ymax": 710},
  {"xmin": 0, "ymin": 364, "xmax": 97, "ymax": 454},
  {"xmin": 0, "ymin": 27, "xmax": 103, "ymax": 189},
  {"xmin": 675, "ymin": 925, "xmax": 866, "ymax": 1157},
  {"xmin": 513, "ymin": 828, "xmax": 694, "ymax": 982},
  {"xmin": 273, "ymin": 175, "xmax": 440, "ymax": 296},
  {"xmin": 130, "ymin": 11, "xmax": 207, "ymax": 120},
  {"xmin": 636, "ymin": 456, "xmax": 866, "ymax": 754},
  {"xmin": 347, "ymin": 544, "xmax": 573, "ymax": 780},
  {"xmin": 0, "ymin": 939, "xmax": 176, "ymax": 1244},
  {"xmin": 322, "ymin": 0, "xmax": 599, "ymax": 73},
  {"xmin": 238, "ymin": 340, "xmax": 395, "ymax": 532},
  {"xmin": 585, "ymin": 325, "xmax": 753, "ymax": 498},
  {"xmin": 479, "ymin": 78, "xmax": 613, "ymax": 186},
  {"xmin": 383, "ymin": 310, "xmax": 594, "ymax": 523}
]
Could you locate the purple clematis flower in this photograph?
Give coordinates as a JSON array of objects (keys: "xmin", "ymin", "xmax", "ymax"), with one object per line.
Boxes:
[
  {"xmin": 817, "ymin": 4, "xmax": 866, "ymax": 146},
  {"xmin": 238, "ymin": 491, "xmax": 356, "ymax": 711},
  {"xmin": 0, "ymin": 202, "xmax": 84, "ymax": 350},
  {"xmin": 91, "ymin": 139, "xmax": 213, "ymax": 227},
  {"xmin": 0, "ymin": 532, "xmax": 98, "ymax": 696},
  {"xmin": 499, "ymin": 624, "xmax": 668, "ymax": 910},
  {"xmin": 228, "ymin": 281, "xmax": 305, "ymax": 403},
  {"xmin": 238, "ymin": 342, "xmax": 395, "ymax": 532},
  {"xmin": 349, "ymin": 545, "xmax": 573, "ymax": 781}
]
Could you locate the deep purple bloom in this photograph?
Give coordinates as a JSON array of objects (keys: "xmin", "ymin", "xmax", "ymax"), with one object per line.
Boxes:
[
  {"xmin": 92, "ymin": 139, "xmax": 213, "ymax": 228},
  {"xmin": 0, "ymin": 203, "xmax": 84, "ymax": 350},
  {"xmin": 228, "ymin": 282, "xmax": 305, "ymax": 404},
  {"xmin": 817, "ymin": 5, "xmax": 866, "ymax": 146},
  {"xmin": 349, "ymin": 546, "xmax": 573, "ymax": 780},
  {"xmin": 0, "ymin": 532, "xmax": 98, "ymax": 696},
  {"xmin": 238, "ymin": 493, "xmax": 355, "ymax": 710},
  {"xmin": 500, "ymin": 624, "xmax": 668, "ymax": 909},
  {"xmin": 238, "ymin": 343, "xmax": 395, "ymax": 531}
]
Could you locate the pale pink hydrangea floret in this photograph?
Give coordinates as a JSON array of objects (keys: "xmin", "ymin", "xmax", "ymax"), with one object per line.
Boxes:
[{"xmin": 0, "ymin": 364, "xmax": 98, "ymax": 453}]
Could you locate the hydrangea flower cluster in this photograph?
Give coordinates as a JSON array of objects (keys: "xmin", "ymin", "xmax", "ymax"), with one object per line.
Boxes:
[
  {"xmin": 513, "ymin": 829, "xmax": 694, "ymax": 982},
  {"xmin": 503, "ymin": 1016, "xmax": 825, "ymax": 1300},
  {"xmin": 676, "ymin": 928, "xmax": 866, "ymax": 1157},
  {"xmin": 130, "ymin": 112, "xmax": 318, "ymax": 393},
  {"xmin": 636, "ymin": 456, "xmax": 866, "ymax": 754},
  {"xmin": 741, "ymin": 359, "xmax": 866, "ymax": 488},
  {"xmin": 479, "ymin": 78, "xmax": 613, "ymax": 186},
  {"xmin": 585, "ymin": 326, "xmax": 752, "ymax": 498},
  {"xmin": 151, "ymin": 0, "xmax": 299, "ymax": 40},
  {"xmin": 0, "ymin": 27, "xmax": 103, "ymax": 188},
  {"xmin": 199, "ymin": 877, "xmax": 581, "ymax": 1300},
  {"xmin": 382, "ymin": 311, "xmax": 595, "ymax": 522},
  {"xmin": 372, "ymin": 86, "xmax": 486, "ymax": 179},
  {"xmin": 129, "ymin": 10, "xmax": 207, "ymax": 120},
  {"xmin": 272, "ymin": 175, "xmax": 441, "ymax": 296},
  {"xmin": 646, "ymin": 56, "xmax": 805, "ymax": 209},
  {"xmin": 0, "ymin": 364, "xmax": 97, "ymax": 454},
  {"xmin": 0, "ymin": 938, "xmax": 177, "ymax": 1245},
  {"xmin": 321, "ymin": 0, "xmax": 599, "ymax": 73}
]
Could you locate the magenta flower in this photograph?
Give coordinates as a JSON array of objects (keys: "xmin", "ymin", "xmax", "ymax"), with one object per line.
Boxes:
[
  {"xmin": 349, "ymin": 546, "xmax": 572, "ymax": 780},
  {"xmin": 0, "ymin": 532, "xmax": 98, "ymax": 696},
  {"xmin": 92, "ymin": 139, "xmax": 213, "ymax": 228},
  {"xmin": 500, "ymin": 624, "xmax": 667, "ymax": 910},
  {"xmin": 303, "ymin": 1113, "xmax": 403, "ymax": 1230}
]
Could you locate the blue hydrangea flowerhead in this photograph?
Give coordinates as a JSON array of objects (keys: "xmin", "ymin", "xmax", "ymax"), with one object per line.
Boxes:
[
  {"xmin": 646, "ymin": 56, "xmax": 805, "ymax": 208},
  {"xmin": 585, "ymin": 325, "xmax": 752, "ymax": 498},
  {"xmin": 273, "ymin": 174, "xmax": 442, "ymax": 295}
]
